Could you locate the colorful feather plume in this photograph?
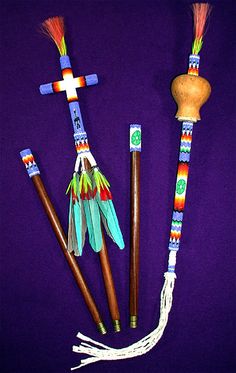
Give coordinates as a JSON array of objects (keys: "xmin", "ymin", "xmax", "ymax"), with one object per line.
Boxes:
[
  {"xmin": 93, "ymin": 168, "xmax": 112, "ymax": 201},
  {"xmin": 41, "ymin": 16, "xmax": 67, "ymax": 56},
  {"xmin": 79, "ymin": 171, "xmax": 93, "ymax": 200},
  {"xmin": 192, "ymin": 3, "xmax": 212, "ymax": 55},
  {"xmin": 67, "ymin": 169, "xmax": 124, "ymax": 255}
]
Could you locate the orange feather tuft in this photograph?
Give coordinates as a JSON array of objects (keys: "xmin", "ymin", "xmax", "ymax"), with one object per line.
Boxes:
[
  {"xmin": 193, "ymin": 3, "xmax": 212, "ymax": 40},
  {"xmin": 41, "ymin": 16, "xmax": 67, "ymax": 55}
]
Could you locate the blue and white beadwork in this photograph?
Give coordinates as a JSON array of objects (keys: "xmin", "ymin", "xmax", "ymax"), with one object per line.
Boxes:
[
  {"xmin": 20, "ymin": 149, "xmax": 40, "ymax": 178},
  {"xmin": 130, "ymin": 124, "xmax": 142, "ymax": 152},
  {"xmin": 188, "ymin": 54, "xmax": 200, "ymax": 75}
]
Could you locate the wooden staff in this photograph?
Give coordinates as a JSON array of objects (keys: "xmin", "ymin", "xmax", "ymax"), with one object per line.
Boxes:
[
  {"xmin": 20, "ymin": 149, "xmax": 107, "ymax": 334},
  {"xmin": 129, "ymin": 124, "xmax": 141, "ymax": 328},
  {"xmin": 84, "ymin": 158, "xmax": 121, "ymax": 332}
]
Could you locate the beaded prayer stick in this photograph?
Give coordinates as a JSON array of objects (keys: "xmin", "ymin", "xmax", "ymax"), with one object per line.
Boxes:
[
  {"xmin": 20, "ymin": 149, "xmax": 107, "ymax": 335},
  {"xmin": 71, "ymin": 3, "xmax": 212, "ymax": 369},
  {"xmin": 40, "ymin": 17, "xmax": 124, "ymax": 256},
  {"xmin": 129, "ymin": 124, "xmax": 141, "ymax": 329},
  {"xmin": 39, "ymin": 17, "xmax": 124, "ymax": 332}
]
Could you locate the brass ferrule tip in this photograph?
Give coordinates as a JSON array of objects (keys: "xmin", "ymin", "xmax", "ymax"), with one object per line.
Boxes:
[
  {"xmin": 97, "ymin": 322, "xmax": 107, "ymax": 335},
  {"xmin": 113, "ymin": 319, "xmax": 121, "ymax": 332},
  {"xmin": 130, "ymin": 315, "xmax": 138, "ymax": 328}
]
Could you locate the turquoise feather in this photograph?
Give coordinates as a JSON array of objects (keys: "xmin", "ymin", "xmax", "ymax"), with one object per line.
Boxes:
[
  {"xmin": 68, "ymin": 195, "xmax": 78, "ymax": 254},
  {"xmin": 83, "ymin": 199, "xmax": 103, "ymax": 252},
  {"xmin": 96, "ymin": 195, "xmax": 125, "ymax": 249},
  {"xmin": 68, "ymin": 194, "xmax": 86, "ymax": 256}
]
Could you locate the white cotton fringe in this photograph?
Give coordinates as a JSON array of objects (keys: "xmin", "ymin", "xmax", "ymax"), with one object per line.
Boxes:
[{"xmin": 71, "ymin": 271, "xmax": 176, "ymax": 370}]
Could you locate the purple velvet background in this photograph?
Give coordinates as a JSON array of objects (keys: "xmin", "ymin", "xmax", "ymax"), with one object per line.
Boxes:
[{"xmin": 1, "ymin": 1, "xmax": 235, "ymax": 372}]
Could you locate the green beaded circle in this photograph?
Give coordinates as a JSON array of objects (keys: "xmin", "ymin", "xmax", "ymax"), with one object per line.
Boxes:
[
  {"xmin": 131, "ymin": 130, "xmax": 141, "ymax": 146},
  {"xmin": 176, "ymin": 179, "xmax": 186, "ymax": 195}
]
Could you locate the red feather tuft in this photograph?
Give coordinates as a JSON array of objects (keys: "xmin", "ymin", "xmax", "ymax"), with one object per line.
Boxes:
[
  {"xmin": 100, "ymin": 186, "xmax": 112, "ymax": 201},
  {"xmin": 41, "ymin": 16, "xmax": 67, "ymax": 55},
  {"xmin": 71, "ymin": 188, "xmax": 78, "ymax": 204},
  {"xmin": 193, "ymin": 3, "xmax": 212, "ymax": 40},
  {"xmin": 80, "ymin": 185, "xmax": 93, "ymax": 201}
]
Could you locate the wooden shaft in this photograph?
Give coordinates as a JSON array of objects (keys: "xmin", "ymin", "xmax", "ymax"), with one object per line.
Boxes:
[
  {"xmin": 99, "ymin": 233, "xmax": 120, "ymax": 325},
  {"xmin": 31, "ymin": 175, "xmax": 105, "ymax": 329},
  {"xmin": 129, "ymin": 151, "xmax": 140, "ymax": 327},
  {"xmin": 83, "ymin": 159, "xmax": 121, "ymax": 331}
]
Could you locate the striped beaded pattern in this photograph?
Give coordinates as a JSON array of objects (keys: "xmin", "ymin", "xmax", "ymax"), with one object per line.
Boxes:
[
  {"xmin": 168, "ymin": 121, "xmax": 193, "ymax": 270},
  {"xmin": 20, "ymin": 149, "xmax": 40, "ymax": 178},
  {"xmin": 74, "ymin": 132, "xmax": 90, "ymax": 154},
  {"xmin": 40, "ymin": 73, "xmax": 97, "ymax": 96},
  {"xmin": 188, "ymin": 54, "xmax": 200, "ymax": 76}
]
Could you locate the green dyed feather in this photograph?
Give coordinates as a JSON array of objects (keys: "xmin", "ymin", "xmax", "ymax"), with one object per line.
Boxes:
[
  {"xmin": 60, "ymin": 36, "xmax": 67, "ymax": 56},
  {"xmin": 66, "ymin": 173, "xmax": 78, "ymax": 195},
  {"xmin": 192, "ymin": 37, "xmax": 203, "ymax": 55},
  {"xmin": 93, "ymin": 169, "xmax": 110, "ymax": 193},
  {"xmin": 79, "ymin": 172, "xmax": 92, "ymax": 194}
]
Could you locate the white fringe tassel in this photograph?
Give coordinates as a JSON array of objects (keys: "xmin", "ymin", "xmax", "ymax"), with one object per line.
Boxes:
[{"xmin": 71, "ymin": 271, "xmax": 176, "ymax": 370}]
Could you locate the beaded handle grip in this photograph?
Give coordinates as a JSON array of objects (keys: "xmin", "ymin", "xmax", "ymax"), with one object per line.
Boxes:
[
  {"xmin": 130, "ymin": 124, "xmax": 142, "ymax": 152},
  {"xmin": 20, "ymin": 149, "xmax": 40, "ymax": 177}
]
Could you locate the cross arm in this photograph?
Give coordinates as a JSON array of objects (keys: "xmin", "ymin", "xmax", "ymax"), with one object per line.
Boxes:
[{"xmin": 39, "ymin": 74, "xmax": 98, "ymax": 95}]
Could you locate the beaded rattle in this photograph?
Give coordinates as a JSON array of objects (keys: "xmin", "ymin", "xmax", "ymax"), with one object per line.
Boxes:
[{"xmin": 71, "ymin": 3, "xmax": 212, "ymax": 369}]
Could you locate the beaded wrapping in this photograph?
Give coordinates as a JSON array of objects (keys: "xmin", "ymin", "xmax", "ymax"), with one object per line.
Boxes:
[
  {"xmin": 130, "ymin": 124, "xmax": 142, "ymax": 152},
  {"xmin": 20, "ymin": 149, "xmax": 40, "ymax": 178},
  {"xmin": 168, "ymin": 122, "xmax": 193, "ymax": 265}
]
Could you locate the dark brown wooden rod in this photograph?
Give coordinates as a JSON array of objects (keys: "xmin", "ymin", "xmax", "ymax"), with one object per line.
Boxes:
[
  {"xmin": 129, "ymin": 151, "xmax": 140, "ymax": 328},
  {"xmin": 30, "ymin": 174, "xmax": 106, "ymax": 334},
  {"xmin": 84, "ymin": 158, "xmax": 121, "ymax": 332},
  {"xmin": 99, "ymin": 233, "xmax": 121, "ymax": 331}
]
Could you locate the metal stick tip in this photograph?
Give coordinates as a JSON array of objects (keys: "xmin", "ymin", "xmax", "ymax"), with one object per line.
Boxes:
[
  {"xmin": 113, "ymin": 319, "xmax": 121, "ymax": 333},
  {"xmin": 97, "ymin": 322, "xmax": 107, "ymax": 335},
  {"xmin": 130, "ymin": 315, "xmax": 138, "ymax": 328}
]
